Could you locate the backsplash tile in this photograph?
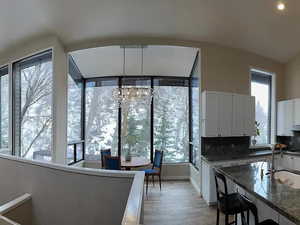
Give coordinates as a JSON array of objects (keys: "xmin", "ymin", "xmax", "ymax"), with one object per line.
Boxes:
[{"xmin": 201, "ymin": 136, "xmax": 250, "ymax": 157}]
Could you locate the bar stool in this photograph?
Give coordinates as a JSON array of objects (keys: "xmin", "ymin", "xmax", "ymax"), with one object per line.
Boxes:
[
  {"xmin": 214, "ymin": 169, "xmax": 251, "ymax": 225},
  {"xmin": 240, "ymin": 197, "xmax": 278, "ymax": 225}
]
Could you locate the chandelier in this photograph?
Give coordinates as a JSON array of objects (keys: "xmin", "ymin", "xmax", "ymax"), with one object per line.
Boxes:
[
  {"xmin": 112, "ymin": 45, "xmax": 156, "ymax": 107},
  {"xmin": 112, "ymin": 87, "xmax": 154, "ymax": 107}
]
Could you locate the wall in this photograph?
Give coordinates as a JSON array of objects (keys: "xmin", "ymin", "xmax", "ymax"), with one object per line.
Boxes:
[
  {"xmin": 0, "ymin": 154, "xmax": 134, "ymax": 225},
  {"xmin": 284, "ymin": 53, "xmax": 300, "ymax": 99},
  {"xmin": 79, "ymin": 160, "xmax": 190, "ymax": 180},
  {"xmin": 190, "ymin": 165, "xmax": 200, "ymax": 195},
  {"xmin": 0, "ymin": 35, "xmax": 68, "ymax": 164},
  {"xmin": 0, "ymin": 36, "xmax": 285, "ymax": 166},
  {"xmin": 3, "ymin": 199, "xmax": 32, "ymax": 225},
  {"xmin": 201, "ymin": 44, "xmax": 285, "ymax": 100},
  {"xmin": 66, "ymin": 38, "xmax": 285, "ymax": 100}
]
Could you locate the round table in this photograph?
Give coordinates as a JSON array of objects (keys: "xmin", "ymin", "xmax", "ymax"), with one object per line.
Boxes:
[{"xmin": 121, "ymin": 156, "xmax": 151, "ymax": 170}]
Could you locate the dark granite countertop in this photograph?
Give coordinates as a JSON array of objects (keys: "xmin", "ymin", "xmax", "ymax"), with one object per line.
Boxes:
[
  {"xmin": 202, "ymin": 149, "xmax": 300, "ymax": 163},
  {"xmin": 217, "ymin": 162, "xmax": 300, "ymax": 224}
]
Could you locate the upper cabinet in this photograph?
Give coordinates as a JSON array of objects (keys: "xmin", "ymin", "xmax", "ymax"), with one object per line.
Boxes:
[
  {"xmin": 202, "ymin": 91, "xmax": 255, "ymax": 137},
  {"xmin": 232, "ymin": 94, "xmax": 256, "ymax": 137},
  {"xmin": 202, "ymin": 92, "xmax": 219, "ymax": 137},
  {"xmin": 277, "ymin": 99, "xmax": 297, "ymax": 136},
  {"xmin": 294, "ymin": 99, "xmax": 300, "ymax": 125}
]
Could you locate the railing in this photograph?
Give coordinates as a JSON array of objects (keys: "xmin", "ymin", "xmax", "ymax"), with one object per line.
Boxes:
[
  {"xmin": 121, "ymin": 171, "xmax": 145, "ymax": 225},
  {"xmin": 67, "ymin": 140, "xmax": 84, "ymax": 165},
  {"xmin": 0, "ymin": 216, "xmax": 19, "ymax": 225},
  {"xmin": 0, "ymin": 193, "xmax": 32, "ymax": 225}
]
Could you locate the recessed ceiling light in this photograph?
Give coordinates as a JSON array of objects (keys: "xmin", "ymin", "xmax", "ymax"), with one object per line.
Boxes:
[{"xmin": 277, "ymin": 1, "xmax": 286, "ymax": 11}]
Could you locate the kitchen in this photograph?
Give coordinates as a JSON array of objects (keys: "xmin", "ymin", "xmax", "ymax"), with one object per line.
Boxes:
[{"xmin": 200, "ymin": 65, "xmax": 300, "ymax": 224}]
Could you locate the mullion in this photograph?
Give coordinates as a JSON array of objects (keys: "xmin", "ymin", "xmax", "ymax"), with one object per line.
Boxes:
[
  {"xmin": 188, "ymin": 78, "xmax": 193, "ymax": 164},
  {"xmin": 118, "ymin": 77, "xmax": 122, "ymax": 157},
  {"xmin": 83, "ymin": 75, "xmax": 192, "ymax": 163},
  {"xmin": 82, "ymin": 79, "xmax": 86, "ymax": 160},
  {"xmin": 150, "ymin": 77, "xmax": 154, "ymax": 163}
]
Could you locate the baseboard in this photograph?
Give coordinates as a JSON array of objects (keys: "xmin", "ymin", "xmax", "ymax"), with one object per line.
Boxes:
[
  {"xmin": 190, "ymin": 177, "xmax": 201, "ymax": 195},
  {"xmin": 161, "ymin": 176, "xmax": 190, "ymax": 181}
]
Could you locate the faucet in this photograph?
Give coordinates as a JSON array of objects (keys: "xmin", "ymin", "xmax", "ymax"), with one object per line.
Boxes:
[
  {"xmin": 268, "ymin": 143, "xmax": 287, "ymax": 176},
  {"xmin": 270, "ymin": 144, "xmax": 276, "ymax": 175}
]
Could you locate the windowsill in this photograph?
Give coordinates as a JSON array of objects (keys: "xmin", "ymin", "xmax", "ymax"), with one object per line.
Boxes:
[{"xmin": 249, "ymin": 145, "xmax": 271, "ymax": 150}]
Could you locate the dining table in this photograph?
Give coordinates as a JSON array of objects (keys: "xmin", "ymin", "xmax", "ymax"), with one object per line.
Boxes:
[{"xmin": 121, "ymin": 156, "xmax": 151, "ymax": 170}]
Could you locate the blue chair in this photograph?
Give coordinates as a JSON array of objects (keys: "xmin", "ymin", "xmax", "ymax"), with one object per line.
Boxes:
[
  {"xmin": 144, "ymin": 150, "xmax": 164, "ymax": 195},
  {"xmin": 101, "ymin": 149, "xmax": 111, "ymax": 168},
  {"xmin": 104, "ymin": 156, "xmax": 121, "ymax": 170}
]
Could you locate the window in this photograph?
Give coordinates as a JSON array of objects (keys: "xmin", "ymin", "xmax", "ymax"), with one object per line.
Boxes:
[
  {"xmin": 13, "ymin": 50, "xmax": 53, "ymax": 161},
  {"xmin": 154, "ymin": 78, "xmax": 189, "ymax": 163},
  {"xmin": 67, "ymin": 57, "xmax": 84, "ymax": 164},
  {"xmin": 190, "ymin": 53, "xmax": 200, "ymax": 168},
  {"xmin": 251, "ymin": 70, "xmax": 272, "ymax": 145},
  {"xmin": 0, "ymin": 66, "xmax": 9, "ymax": 155},
  {"xmin": 83, "ymin": 76, "xmax": 191, "ymax": 163},
  {"xmin": 85, "ymin": 78, "xmax": 119, "ymax": 160},
  {"xmin": 121, "ymin": 78, "xmax": 151, "ymax": 159}
]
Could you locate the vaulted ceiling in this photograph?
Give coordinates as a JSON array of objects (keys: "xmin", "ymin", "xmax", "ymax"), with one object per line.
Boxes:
[
  {"xmin": 1, "ymin": 0, "xmax": 299, "ymax": 62},
  {"xmin": 71, "ymin": 46, "xmax": 198, "ymax": 78}
]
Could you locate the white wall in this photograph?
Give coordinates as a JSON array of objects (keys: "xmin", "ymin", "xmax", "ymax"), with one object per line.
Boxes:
[
  {"xmin": 0, "ymin": 35, "xmax": 68, "ymax": 164},
  {"xmin": 0, "ymin": 154, "xmax": 135, "ymax": 225},
  {"xmin": 81, "ymin": 160, "xmax": 191, "ymax": 180},
  {"xmin": 190, "ymin": 164, "xmax": 201, "ymax": 195}
]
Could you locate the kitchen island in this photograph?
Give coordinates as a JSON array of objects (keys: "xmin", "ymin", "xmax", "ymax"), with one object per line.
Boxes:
[{"xmin": 217, "ymin": 161, "xmax": 300, "ymax": 225}]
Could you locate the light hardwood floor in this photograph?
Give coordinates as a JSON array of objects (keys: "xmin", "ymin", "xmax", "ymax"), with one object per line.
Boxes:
[{"xmin": 144, "ymin": 181, "xmax": 224, "ymax": 225}]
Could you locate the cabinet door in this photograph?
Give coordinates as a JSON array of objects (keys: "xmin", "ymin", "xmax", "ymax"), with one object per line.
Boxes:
[
  {"xmin": 294, "ymin": 99, "xmax": 300, "ymax": 125},
  {"xmin": 244, "ymin": 96, "xmax": 256, "ymax": 136},
  {"xmin": 277, "ymin": 101, "xmax": 285, "ymax": 136},
  {"xmin": 279, "ymin": 215, "xmax": 296, "ymax": 225},
  {"xmin": 285, "ymin": 100, "xmax": 294, "ymax": 136},
  {"xmin": 232, "ymin": 94, "xmax": 244, "ymax": 136},
  {"xmin": 202, "ymin": 92, "xmax": 219, "ymax": 137},
  {"xmin": 218, "ymin": 93, "xmax": 233, "ymax": 137},
  {"xmin": 256, "ymin": 199, "xmax": 279, "ymax": 224}
]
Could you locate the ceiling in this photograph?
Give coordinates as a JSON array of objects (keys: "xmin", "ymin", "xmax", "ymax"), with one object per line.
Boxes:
[
  {"xmin": 1, "ymin": 0, "xmax": 300, "ymax": 62},
  {"xmin": 71, "ymin": 46, "xmax": 198, "ymax": 78}
]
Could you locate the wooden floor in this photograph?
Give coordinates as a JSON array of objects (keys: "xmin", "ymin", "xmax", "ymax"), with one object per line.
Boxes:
[{"xmin": 144, "ymin": 181, "xmax": 224, "ymax": 225}]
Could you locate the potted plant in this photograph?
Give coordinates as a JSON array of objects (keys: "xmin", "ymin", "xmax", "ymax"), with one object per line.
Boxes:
[{"xmin": 252, "ymin": 121, "xmax": 260, "ymax": 146}]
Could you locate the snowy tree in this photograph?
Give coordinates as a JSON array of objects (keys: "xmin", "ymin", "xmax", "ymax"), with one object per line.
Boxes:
[{"xmin": 19, "ymin": 60, "xmax": 53, "ymax": 159}]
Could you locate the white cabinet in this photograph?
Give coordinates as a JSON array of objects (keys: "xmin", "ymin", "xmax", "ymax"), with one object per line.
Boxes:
[
  {"xmin": 277, "ymin": 100, "xmax": 294, "ymax": 136},
  {"xmin": 202, "ymin": 91, "xmax": 255, "ymax": 137},
  {"xmin": 286, "ymin": 100, "xmax": 295, "ymax": 136},
  {"xmin": 232, "ymin": 95, "xmax": 256, "ymax": 136},
  {"xmin": 232, "ymin": 94, "xmax": 244, "ymax": 136},
  {"xmin": 202, "ymin": 92, "xmax": 219, "ymax": 137},
  {"xmin": 294, "ymin": 98, "xmax": 300, "ymax": 125},
  {"xmin": 244, "ymin": 96, "xmax": 256, "ymax": 136},
  {"xmin": 277, "ymin": 101, "xmax": 285, "ymax": 136},
  {"xmin": 279, "ymin": 215, "xmax": 296, "ymax": 225},
  {"xmin": 218, "ymin": 93, "xmax": 233, "ymax": 137},
  {"xmin": 201, "ymin": 160, "xmax": 216, "ymax": 204}
]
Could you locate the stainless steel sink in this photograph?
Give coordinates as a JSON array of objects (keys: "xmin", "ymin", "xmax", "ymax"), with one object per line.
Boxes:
[{"xmin": 273, "ymin": 170, "xmax": 300, "ymax": 189}]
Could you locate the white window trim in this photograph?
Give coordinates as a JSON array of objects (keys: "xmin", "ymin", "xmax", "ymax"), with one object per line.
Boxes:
[{"xmin": 249, "ymin": 67, "xmax": 276, "ymax": 147}]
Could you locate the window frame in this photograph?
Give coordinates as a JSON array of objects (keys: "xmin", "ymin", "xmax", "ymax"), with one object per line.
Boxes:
[
  {"xmin": 12, "ymin": 49, "xmax": 54, "ymax": 160},
  {"xmin": 67, "ymin": 56, "xmax": 85, "ymax": 165},
  {"xmin": 83, "ymin": 75, "xmax": 192, "ymax": 164},
  {"xmin": 250, "ymin": 69, "xmax": 274, "ymax": 145},
  {"xmin": 0, "ymin": 66, "xmax": 9, "ymax": 153},
  {"xmin": 189, "ymin": 52, "xmax": 200, "ymax": 168}
]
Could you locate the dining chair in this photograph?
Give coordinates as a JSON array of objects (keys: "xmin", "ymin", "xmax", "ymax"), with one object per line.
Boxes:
[
  {"xmin": 240, "ymin": 197, "xmax": 278, "ymax": 225},
  {"xmin": 214, "ymin": 169, "xmax": 251, "ymax": 225},
  {"xmin": 143, "ymin": 150, "xmax": 164, "ymax": 195},
  {"xmin": 100, "ymin": 149, "xmax": 111, "ymax": 168},
  {"xmin": 104, "ymin": 156, "xmax": 121, "ymax": 170}
]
